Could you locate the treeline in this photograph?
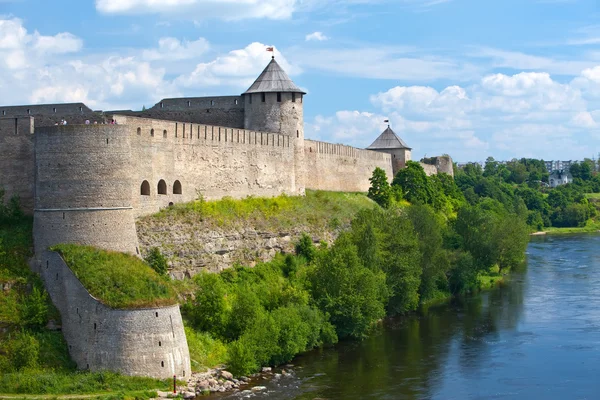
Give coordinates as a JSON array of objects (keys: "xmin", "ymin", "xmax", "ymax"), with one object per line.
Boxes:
[
  {"xmin": 458, "ymin": 158, "xmax": 600, "ymax": 229},
  {"xmin": 184, "ymin": 165, "xmax": 529, "ymax": 375}
]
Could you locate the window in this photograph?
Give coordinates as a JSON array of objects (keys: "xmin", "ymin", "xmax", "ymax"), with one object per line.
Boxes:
[
  {"xmin": 173, "ymin": 180, "xmax": 182, "ymax": 195},
  {"xmin": 211, "ymin": 100, "xmax": 215, "ymax": 106},
  {"xmin": 235, "ymin": 99, "xmax": 238, "ymax": 105},
  {"xmin": 292, "ymin": 93, "xmax": 296, "ymax": 103},
  {"xmin": 261, "ymin": 93, "xmax": 266, "ymax": 103},
  {"xmin": 53, "ymin": 107, "xmax": 56, "ymax": 113},
  {"xmin": 158, "ymin": 180, "xmax": 167, "ymax": 195},
  {"xmin": 160, "ymin": 102, "xmax": 164, "ymax": 108},
  {"xmin": 187, "ymin": 100, "xmax": 191, "ymax": 107},
  {"xmin": 140, "ymin": 181, "xmax": 150, "ymax": 196},
  {"xmin": 296, "ymin": 130, "xmax": 299, "ymax": 138},
  {"xmin": 137, "ymin": 127, "xmax": 141, "ymax": 135},
  {"xmin": 27, "ymin": 109, "xmax": 30, "ymax": 115},
  {"xmin": 163, "ymin": 130, "xmax": 167, "ymax": 138},
  {"xmin": 79, "ymin": 106, "xmax": 83, "ymax": 112},
  {"xmin": 150, "ymin": 129, "xmax": 155, "ymax": 137},
  {"xmin": 277, "ymin": 92, "xmax": 281, "ymax": 102},
  {"xmin": 1, "ymin": 111, "xmax": 4, "ymax": 116},
  {"xmin": 300, "ymin": 94, "xmax": 303, "ymax": 103}
]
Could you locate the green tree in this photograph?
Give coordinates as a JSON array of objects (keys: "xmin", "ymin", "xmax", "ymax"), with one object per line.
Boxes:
[
  {"xmin": 144, "ymin": 247, "xmax": 168, "ymax": 275},
  {"xmin": 308, "ymin": 234, "xmax": 387, "ymax": 339},
  {"xmin": 392, "ymin": 161, "xmax": 432, "ymax": 205},
  {"xmin": 188, "ymin": 273, "xmax": 230, "ymax": 338},
  {"xmin": 368, "ymin": 167, "xmax": 392, "ymax": 208}
]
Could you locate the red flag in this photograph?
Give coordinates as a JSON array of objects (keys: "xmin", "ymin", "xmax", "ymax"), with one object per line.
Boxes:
[{"xmin": 266, "ymin": 46, "xmax": 274, "ymax": 52}]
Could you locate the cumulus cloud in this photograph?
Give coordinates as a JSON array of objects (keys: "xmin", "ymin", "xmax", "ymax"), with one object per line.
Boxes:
[
  {"xmin": 142, "ymin": 37, "xmax": 210, "ymax": 61},
  {"xmin": 175, "ymin": 42, "xmax": 299, "ymax": 90},
  {"xmin": 305, "ymin": 32, "xmax": 328, "ymax": 41},
  {"xmin": 96, "ymin": 0, "xmax": 299, "ymax": 20},
  {"xmin": 308, "ymin": 69, "xmax": 600, "ymax": 161}
]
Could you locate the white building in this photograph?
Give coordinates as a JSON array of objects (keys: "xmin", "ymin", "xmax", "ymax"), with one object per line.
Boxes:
[{"xmin": 549, "ymin": 170, "xmax": 573, "ymax": 187}]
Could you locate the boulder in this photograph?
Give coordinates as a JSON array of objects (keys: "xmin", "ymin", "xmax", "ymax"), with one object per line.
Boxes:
[{"xmin": 220, "ymin": 370, "xmax": 234, "ymax": 380}]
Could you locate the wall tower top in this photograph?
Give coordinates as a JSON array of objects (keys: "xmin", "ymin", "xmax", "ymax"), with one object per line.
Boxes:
[
  {"xmin": 367, "ymin": 126, "xmax": 412, "ymax": 151},
  {"xmin": 243, "ymin": 58, "xmax": 305, "ymax": 95}
]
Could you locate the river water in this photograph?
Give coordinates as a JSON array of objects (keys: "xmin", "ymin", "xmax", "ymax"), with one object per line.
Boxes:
[{"xmin": 211, "ymin": 234, "xmax": 600, "ymax": 399}]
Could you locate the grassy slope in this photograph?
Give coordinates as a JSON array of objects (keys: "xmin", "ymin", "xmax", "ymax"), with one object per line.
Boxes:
[{"xmin": 50, "ymin": 244, "xmax": 177, "ymax": 309}]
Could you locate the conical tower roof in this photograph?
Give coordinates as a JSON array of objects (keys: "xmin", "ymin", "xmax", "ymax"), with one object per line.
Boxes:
[
  {"xmin": 367, "ymin": 126, "xmax": 411, "ymax": 150},
  {"xmin": 244, "ymin": 58, "xmax": 305, "ymax": 95}
]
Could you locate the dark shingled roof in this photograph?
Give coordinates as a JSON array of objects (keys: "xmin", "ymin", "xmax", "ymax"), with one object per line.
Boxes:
[
  {"xmin": 367, "ymin": 126, "xmax": 411, "ymax": 150},
  {"xmin": 243, "ymin": 58, "xmax": 306, "ymax": 95}
]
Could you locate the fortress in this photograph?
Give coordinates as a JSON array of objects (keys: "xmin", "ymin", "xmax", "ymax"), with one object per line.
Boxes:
[{"xmin": 0, "ymin": 57, "xmax": 452, "ymax": 379}]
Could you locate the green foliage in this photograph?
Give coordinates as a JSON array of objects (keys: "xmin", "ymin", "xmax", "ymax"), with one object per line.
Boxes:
[
  {"xmin": 308, "ymin": 234, "xmax": 387, "ymax": 339},
  {"xmin": 50, "ymin": 244, "xmax": 177, "ymax": 309},
  {"xmin": 392, "ymin": 161, "xmax": 432, "ymax": 205},
  {"xmin": 19, "ymin": 285, "xmax": 49, "ymax": 329},
  {"xmin": 295, "ymin": 233, "xmax": 316, "ymax": 262},
  {"xmin": 187, "ymin": 272, "xmax": 230, "ymax": 337},
  {"xmin": 368, "ymin": 167, "xmax": 392, "ymax": 208},
  {"xmin": 144, "ymin": 247, "xmax": 168, "ymax": 276},
  {"xmin": 184, "ymin": 326, "xmax": 228, "ymax": 372},
  {"xmin": 7, "ymin": 331, "xmax": 40, "ymax": 370}
]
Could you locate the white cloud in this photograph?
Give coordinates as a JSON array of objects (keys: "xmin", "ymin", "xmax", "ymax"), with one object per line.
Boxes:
[
  {"xmin": 142, "ymin": 37, "xmax": 210, "ymax": 61},
  {"xmin": 96, "ymin": 0, "xmax": 299, "ymax": 20},
  {"xmin": 305, "ymin": 32, "xmax": 328, "ymax": 41},
  {"xmin": 308, "ymin": 69, "xmax": 600, "ymax": 161},
  {"xmin": 175, "ymin": 42, "xmax": 299, "ymax": 89}
]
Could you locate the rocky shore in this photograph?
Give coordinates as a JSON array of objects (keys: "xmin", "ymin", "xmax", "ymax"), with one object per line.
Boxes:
[{"xmin": 155, "ymin": 366, "xmax": 295, "ymax": 398}]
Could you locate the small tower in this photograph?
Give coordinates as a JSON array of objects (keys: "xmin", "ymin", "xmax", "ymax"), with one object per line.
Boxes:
[
  {"xmin": 367, "ymin": 126, "xmax": 412, "ymax": 176},
  {"xmin": 243, "ymin": 56, "xmax": 306, "ymax": 194}
]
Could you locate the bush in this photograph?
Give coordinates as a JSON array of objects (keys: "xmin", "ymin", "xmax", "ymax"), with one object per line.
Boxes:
[
  {"xmin": 295, "ymin": 233, "xmax": 316, "ymax": 262},
  {"xmin": 308, "ymin": 234, "xmax": 387, "ymax": 339},
  {"xmin": 368, "ymin": 167, "xmax": 392, "ymax": 208},
  {"xmin": 144, "ymin": 247, "xmax": 168, "ymax": 276},
  {"xmin": 227, "ymin": 338, "xmax": 257, "ymax": 376},
  {"xmin": 20, "ymin": 285, "xmax": 49, "ymax": 329},
  {"xmin": 8, "ymin": 331, "xmax": 40, "ymax": 371},
  {"xmin": 188, "ymin": 273, "xmax": 230, "ymax": 338}
]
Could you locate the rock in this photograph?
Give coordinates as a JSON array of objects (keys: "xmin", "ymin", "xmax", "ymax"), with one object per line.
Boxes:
[
  {"xmin": 241, "ymin": 390, "xmax": 252, "ymax": 395},
  {"xmin": 274, "ymin": 374, "xmax": 281, "ymax": 380},
  {"xmin": 261, "ymin": 367, "xmax": 272, "ymax": 373},
  {"xmin": 220, "ymin": 370, "xmax": 234, "ymax": 380},
  {"xmin": 182, "ymin": 391, "xmax": 196, "ymax": 399},
  {"xmin": 196, "ymin": 379, "xmax": 210, "ymax": 390},
  {"xmin": 208, "ymin": 378, "xmax": 218, "ymax": 386},
  {"xmin": 156, "ymin": 390, "xmax": 170, "ymax": 398},
  {"xmin": 252, "ymin": 386, "xmax": 267, "ymax": 392},
  {"xmin": 240, "ymin": 376, "xmax": 250, "ymax": 381}
]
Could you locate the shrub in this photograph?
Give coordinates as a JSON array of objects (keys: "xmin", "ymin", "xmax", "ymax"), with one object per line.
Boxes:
[
  {"xmin": 188, "ymin": 273, "xmax": 230, "ymax": 338},
  {"xmin": 295, "ymin": 233, "xmax": 316, "ymax": 262},
  {"xmin": 9, "ymin": 331, "xmax": 40, "ymax": 371},
  {"xmin": 20, "ymin": 285, "xmax": 49, "ymax": 329},
  {"xmin": 144, "ymin": 247, "xmax": 168, "ymax": 276},
  {"xmin": 227, "ymin": 338, "xmax": 257, "ymax": 376},
  {"xmin": 368, "ymin": 167, "xmax": 392, "ymax": 208}
]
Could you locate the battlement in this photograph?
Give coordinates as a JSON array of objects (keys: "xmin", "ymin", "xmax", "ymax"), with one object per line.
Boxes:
[
  {"xmin": 304, "ymin": 139, "xmax": 392, "ymax": 162},
  {"xmin": 114, "ymin": 115, "xmax": 291, "ymax": 149}
]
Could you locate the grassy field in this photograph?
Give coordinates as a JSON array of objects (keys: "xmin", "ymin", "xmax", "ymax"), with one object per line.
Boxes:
[
  {"xmin": 50, "ymin": 244, "xmax": 178, "ymax": 309},
  {"xmin": 542, "ymin": 219, "xmax": 600, "ymax": 235},
  {"xmin": 142, "ymin": 190, "xmax": 377, "ymax": 231}
]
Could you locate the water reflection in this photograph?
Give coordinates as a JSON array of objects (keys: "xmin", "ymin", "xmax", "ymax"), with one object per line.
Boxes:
[{"xmin": 210, "ymin": 234, "xmax": 600, "ymax": 400}]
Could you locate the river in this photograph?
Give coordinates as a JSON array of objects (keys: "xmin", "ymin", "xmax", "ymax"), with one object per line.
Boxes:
[{"xmin": 210, "ymin": 234, "xmax": 600, "ymax": 399}]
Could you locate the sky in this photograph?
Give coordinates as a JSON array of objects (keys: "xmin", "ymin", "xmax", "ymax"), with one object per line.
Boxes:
[{"xmin": 2, "ymin": 0, "xmax": 600, "ymax": 162}]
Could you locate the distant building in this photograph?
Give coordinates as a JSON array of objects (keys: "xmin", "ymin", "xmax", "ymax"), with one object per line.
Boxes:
[
  {"xmin": 549, "ymin": 170, "xmax": 573, "ymax": 187},
  {"xmin": 545, "ymin": 160, "xmax": 575, "ymax": 173}
]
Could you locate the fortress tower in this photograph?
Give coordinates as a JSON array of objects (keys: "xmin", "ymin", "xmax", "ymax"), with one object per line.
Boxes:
[
  {"xmin": 243, "ymin": 57, "xmax": 306, "ymax": 194},
  {"xmin": 367, "ymin": 126, "xmax": 412, "ymax": 176}
]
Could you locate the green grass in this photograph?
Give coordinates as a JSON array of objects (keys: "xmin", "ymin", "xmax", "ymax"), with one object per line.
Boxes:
[
  {"xmin": 543, "ymin": 219, "xmax": 600, "ymax": 235},
  {"xmin": 50, "ymin": 245, "xmax": 178, "ymax": 309},
  {"xmin": 142, "ymin": 190, "xmax": 376, "ymax": 231},
  {"xmin": 0, "ymin": 371, "xmax": 171, "ymax": 396},
  {"xmin": 585, "ymin": 193, "xmax": 600, "ymax": 199},
  {"xmin": 184, "ymin": 326, "xmax": 228, "ymax": 372}
]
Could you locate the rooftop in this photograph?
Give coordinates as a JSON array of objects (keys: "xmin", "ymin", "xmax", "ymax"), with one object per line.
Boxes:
[
  {"xmin": 243, "ymin": 58, "xmax": 306, "ymax": 95},
  {"xmin": 367, "ymin": 126, "xmax": 411, "ymax": 150}
]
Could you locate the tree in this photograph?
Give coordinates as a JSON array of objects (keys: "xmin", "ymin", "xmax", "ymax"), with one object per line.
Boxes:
[
  {"xmin": 392, "ymin": 161, "xmax": 432, "ymax": 205},
  {"xmin": 145, "ymin": 247, "xmax": 168, "ymax": 275},
  {"xmin": 368, "ymin": 167, "xmax": 392, "ymax": 208}
]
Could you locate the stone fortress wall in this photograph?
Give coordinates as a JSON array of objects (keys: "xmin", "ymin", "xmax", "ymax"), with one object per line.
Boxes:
[
  {"xmin": 0, "ymin": 57, "xmax": 452, "ymax": 379},
  {"xmin": 35, "ymin": 251, "xmax": 190, "ymax": 379},
  {"xmin": 304, "ymin": 139, "xmax": 393, "ymax": 193}
]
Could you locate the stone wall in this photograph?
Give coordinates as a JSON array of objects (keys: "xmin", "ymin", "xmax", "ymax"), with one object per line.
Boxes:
[
  {"xmin": 33, "ymin": 125, "xmax": 140, "ymax": 256},
  {"xmin": 0, "ymin": 117, "xmax": 35, "ymax": 212},
  {"xmin": 35, "ymin": 251, "xmax": 190, "ymax": 379},
  {"xmin": 113, "ymin": 96, "xmax": 245, "ymax": 129},
  {"xmin": 420, "ymin": 163, "xmax": 438, "ymax": 176},
  {"xmin": 304, "ymin": 140, "xmax": 393, "ymax": 192},
  {"xmin": 113, "ymin": 115, "xmax": 297, "ymax": 217},
  {"xmin": 0, "ymin": 103, "xmax": 102, "ymax": 127}
]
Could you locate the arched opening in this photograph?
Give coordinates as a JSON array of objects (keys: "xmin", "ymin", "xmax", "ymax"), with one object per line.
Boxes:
[
  {"xmin": 173, "ymin": 180, "xmax": 182, "ymax": 195},
  {"xmin": 163, "ymin": 130, "xmax": 167, "ymax": 138},
  {"xmin": 137, "ymin": 127, "xmax": 141, "ymax": 135},
  {"xmin": 158, "ymin": 180, "xmax": 167, "ymax": 195},
  {"xmin": 141, "ymin": 180, "xmax": 150, "ymax": 196},
  {"xmin": 150, "ymin": 129, "xmax": 155, "ymax": 137}
]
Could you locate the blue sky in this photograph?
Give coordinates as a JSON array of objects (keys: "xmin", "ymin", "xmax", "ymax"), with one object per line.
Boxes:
[{"xmin": 2, "ymin": 0, "xmax": 600, "ymax": 161}]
